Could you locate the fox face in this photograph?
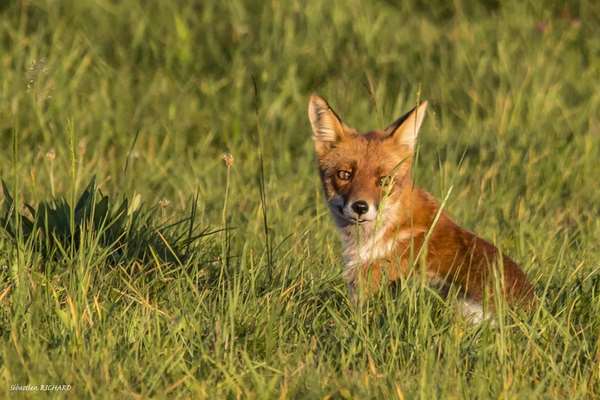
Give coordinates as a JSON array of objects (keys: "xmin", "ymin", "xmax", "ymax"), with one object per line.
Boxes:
[{"xmin": 308, "ymin": 95, "xmax": 428, "ymax": 228}]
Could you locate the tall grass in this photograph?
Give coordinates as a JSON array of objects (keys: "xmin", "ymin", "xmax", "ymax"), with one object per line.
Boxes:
[{"xmin": 1, "ymin": 0, "xmax": 599, "ymax": 398}]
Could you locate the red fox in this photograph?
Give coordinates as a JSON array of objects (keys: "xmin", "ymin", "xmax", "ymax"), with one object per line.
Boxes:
[{"xmin": 308, "ymin": 95, "xmax": 536, "ymax": 320}]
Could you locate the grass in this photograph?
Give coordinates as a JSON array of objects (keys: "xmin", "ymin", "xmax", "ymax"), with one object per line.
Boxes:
[{"xmin": 1, "ymin": 0, "xmax": 600, "ymax": 398}]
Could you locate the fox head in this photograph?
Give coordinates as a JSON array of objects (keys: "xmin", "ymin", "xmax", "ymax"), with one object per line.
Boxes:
[{"xmin": 308, "ymin": 95, "xmax": 428, "ymax": 228}]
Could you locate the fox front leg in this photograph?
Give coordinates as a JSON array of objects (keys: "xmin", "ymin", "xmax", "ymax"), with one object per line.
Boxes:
[
  {"xmin": 345, "ymin": 263, "xmax": 385, "ymax": 304},
  {"xmin": 347, "ymin": 281, "xmax": 358, "ymax": 305}
]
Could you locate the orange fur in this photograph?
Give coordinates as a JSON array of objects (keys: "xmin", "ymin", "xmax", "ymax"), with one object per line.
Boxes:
[{"xmin": 308, "ymin": 95, "xmax": 536, "ymax": 315}]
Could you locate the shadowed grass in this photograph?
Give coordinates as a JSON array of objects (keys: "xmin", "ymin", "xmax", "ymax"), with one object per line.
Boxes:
[{"xmin": 0, "ymin": 177, "xmax": 215, "ymax": 266}]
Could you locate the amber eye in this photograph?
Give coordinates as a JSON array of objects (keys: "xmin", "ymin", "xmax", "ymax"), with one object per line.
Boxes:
[
  {"xmin": 337, "ymin": 170, "xmax": 352, "ymax": 181},
  {"xmin": 378, "ymin": 175, "xmax": 393, "ymax": 187}
]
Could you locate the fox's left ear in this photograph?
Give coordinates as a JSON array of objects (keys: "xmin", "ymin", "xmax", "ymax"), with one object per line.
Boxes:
[{"xmin": 384, "ymin": 101, "xmax": 428, "ymax": 151}]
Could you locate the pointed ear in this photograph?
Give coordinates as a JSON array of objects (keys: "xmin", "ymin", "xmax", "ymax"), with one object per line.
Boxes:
[
  {"xmin": 308, "ymin": 94, "xmax": 349, "ymax": 156},
  {"xmin": 384, "ymin": 101, "xmax": 428, "ymax": 151}
]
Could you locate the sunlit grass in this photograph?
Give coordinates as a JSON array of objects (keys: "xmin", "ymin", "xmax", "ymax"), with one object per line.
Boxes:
[{"xmin": 1, "ymin": 0, "xmax": 599, "ymax": 398}]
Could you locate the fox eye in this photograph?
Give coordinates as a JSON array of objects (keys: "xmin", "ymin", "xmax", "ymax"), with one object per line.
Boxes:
[
  {"xmin": 337, "ymin": 170, "xmax": 352, "ymax": 181},
  {"xmin": 377, "ymin": 175, "xmax": 393, "ymax": 187}
]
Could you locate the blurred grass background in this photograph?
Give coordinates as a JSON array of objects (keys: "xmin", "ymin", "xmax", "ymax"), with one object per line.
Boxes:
[{"xmin": 1, "ymin": 0, "xmax": 600, "ymax": 398}]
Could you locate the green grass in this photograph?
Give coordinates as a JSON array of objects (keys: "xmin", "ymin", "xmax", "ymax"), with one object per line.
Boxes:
[{"xmin": 1, "ymin": 0, "xmax": 600, "ymax": 398}]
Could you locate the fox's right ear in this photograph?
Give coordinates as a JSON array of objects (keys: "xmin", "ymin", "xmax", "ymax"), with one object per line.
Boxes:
[{"xmin": 308, "ymin": 95, "xmax": 349, "ymax": 156}]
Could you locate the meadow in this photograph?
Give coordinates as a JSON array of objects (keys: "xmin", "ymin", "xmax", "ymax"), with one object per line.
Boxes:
[{"xmin": 1, "ymin": 0, "xmax": 600, "ymax": 398}]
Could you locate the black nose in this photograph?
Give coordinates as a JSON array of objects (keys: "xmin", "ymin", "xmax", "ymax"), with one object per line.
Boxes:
[{"xmin": 351, "ymin": 200, "xmax": 369, "ymax": 216}]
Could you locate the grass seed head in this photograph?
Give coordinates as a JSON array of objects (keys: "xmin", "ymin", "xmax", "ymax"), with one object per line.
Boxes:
[{"xmin": 222, "ymin": 153, "xmax": 234, "ymax": 168}]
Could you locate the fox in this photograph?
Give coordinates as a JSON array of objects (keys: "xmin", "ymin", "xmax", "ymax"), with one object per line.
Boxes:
[{"xmin": 308, "ymin": 94, "xmax": 536, "ymax": 321}]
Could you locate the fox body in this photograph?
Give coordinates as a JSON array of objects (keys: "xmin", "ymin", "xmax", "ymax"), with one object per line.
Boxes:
[{"xmin": 308, "ymin": 95, "xmax": 535, "ymax": 318}]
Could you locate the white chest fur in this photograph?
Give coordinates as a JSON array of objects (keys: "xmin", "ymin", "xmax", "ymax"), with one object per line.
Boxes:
[{"xmin": 339, "ymin": 221, "xmax": 421, "ymax": 284}]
